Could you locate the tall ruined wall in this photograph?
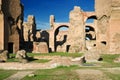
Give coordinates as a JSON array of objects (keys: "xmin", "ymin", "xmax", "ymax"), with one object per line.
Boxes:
[
  {"xmin": 95, "ymin": 0, "xmax": 112, "ymax": 18},
  {"xmin": 2, "ymin": 0, "xmax": 23, "ymax": 35},
  {"xmin": 23, "ymin": 15, "xmax": 36, "ymax": 42},
  {"xmin": 0, "ymin": 0, "xmax": 5, "ymax": 50},
  {"xmin": 109, "ymin": 0, "xmax": 120, "ymax": 53},
  {"xmin": 112, "ymin": 0, "xmax": 120, "ymax": 7},
  {"xmin": 95, "ymin": 0, "xmax": 120, "ymax": 54},
  {"xmin": 95, "ymin": 0, "xmax": 112, "ymax": 53},
  {"xmin": 68, "ymin": 6, "xmax": 85, "ymax": 53},
  {"xmin": 1, "ymin": 0, "xmax": 23, "ymax": 53}
]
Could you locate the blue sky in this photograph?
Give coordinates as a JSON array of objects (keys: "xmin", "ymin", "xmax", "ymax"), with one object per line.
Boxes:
[{"xmin": 21, "ymin": 0, "xmax": 94, "ymax": 30}]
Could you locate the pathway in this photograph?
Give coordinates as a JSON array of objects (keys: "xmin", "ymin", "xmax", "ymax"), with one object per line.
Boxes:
[{"xmin": 4, "ymin": 71, "xmax": 34, "ymax": 80}]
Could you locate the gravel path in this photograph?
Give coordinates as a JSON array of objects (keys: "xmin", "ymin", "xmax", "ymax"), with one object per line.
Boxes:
[
  {"xmin": 4, "ymin": 71, "xmax": 34, "ymax": 80},
  {"xmin": 0, "ymin": 56, "xmax": 74, "ymax": 70},
  {"xmin": 0, "ymin": 62, "xmax": 56, "ymax": 70}
]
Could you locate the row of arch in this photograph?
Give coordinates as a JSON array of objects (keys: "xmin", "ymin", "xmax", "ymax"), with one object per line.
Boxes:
[{"xmin": 50, "ymin": 14, "xmax": 98, "ymax": 52}]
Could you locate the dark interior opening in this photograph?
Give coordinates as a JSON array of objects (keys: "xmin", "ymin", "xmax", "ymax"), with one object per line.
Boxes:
[
  {"xmin": 101, "ymin": 41, "xmax": 107, "ymax": 45},
  {"xmin": 8, "ymin": 42, "xmax": 13, "ymax": 53}
]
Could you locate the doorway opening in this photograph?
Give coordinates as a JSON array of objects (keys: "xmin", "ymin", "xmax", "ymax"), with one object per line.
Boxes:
[{"xmin": 8, "ymin": 42, "xmax": 13, "ymax": 53}]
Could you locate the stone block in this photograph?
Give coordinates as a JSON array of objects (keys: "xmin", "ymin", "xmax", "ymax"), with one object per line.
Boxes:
[
  {"xmin": 84, "ymin": 51, "xmax": 102, "ymax": 62},
  {"xmin": 33, "ymin": 42, "xmax": 49, "ymax": 53},
  {"xmin": 38, "ymin": 42, "xmax": 49, "ymax": 53},
  {"xmin": 16, "ymin": 50, "xmax": 28, "ymax": 63},
  {"xmin": 0, "ymin": 50, "xmax": 8, "ymax": 62}
]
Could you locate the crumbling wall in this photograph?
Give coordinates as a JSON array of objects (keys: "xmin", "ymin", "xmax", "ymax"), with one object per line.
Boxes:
[
  {"xmin": 68, "ymin": 6, "xmax": 85, "ymax": 53},
  {"xmin": 56, "ymin": 31, "xmax": 68, "ymax": 52},
  {"xmin": 109, "ymin": 0, "xmax": 120, "ymax": 53},
  {"xmin": 0, "ymin": 0, "xmax": 23, "ymax": 53},
  {"xmin": 23, "ymin": 15, "xmax": 36, "ymax": 42},
  {"xmin": 0, "ymin": 0, "xmax": 5, "ymax": 50},
  {"xmin": 22, "ymin": 15, "xmax": 36, "ymax": 52},
  {"xmin": 95, "ymin": 0, "xmax": 120, "ymax": 54},
  {"xmin": 112, "ymin": 0, "xmax": 120, "ymax": 7},
  {"xmin": 95, "ymin": 0, "xmax": 112, "ymax": 53},
  {"xmin": 49, "ymin": 14, "xmax": 69, "ymax": 52}
]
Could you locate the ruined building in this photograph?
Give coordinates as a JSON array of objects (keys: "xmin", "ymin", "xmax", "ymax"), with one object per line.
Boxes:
[
  {"xmin": 49, "ymin": 0, "xmax": 120, "ymax": 54},
  {"xmin": 0, "ymin": 0, "xmax": 23, "ymax": 53},
  {"xmin": 0, "ymin": 0, "xmax": 120, "ymax": 54}
]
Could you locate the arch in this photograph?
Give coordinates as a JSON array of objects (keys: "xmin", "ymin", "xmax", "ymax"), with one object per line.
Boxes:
[
  {"xmin": 85, "ymin": 14, "xmax": 97, "ymax": 40},
  {"xmin": 86, "ymin": 15, "xmax": 97, "ymax": 23},
  {"xmin": 87, "ymin": 15, "xmax": 97, "ymax": 20},
  {"xmin": 54, "ymin": 25, "xmax": 69, "ymax": 51},
  {"xmin": 49, "ymin": 23, "xmax": 70, "ymax": 52},
  {"xmin": 85, "ymin": 25, "xmax": 96, "ymax": 40},
  {"xmin": 53, "ymin": 23, "xmax": 70, "ymax": 32},
  {"xmin": 86, "ymin": 25, "xmax": 95, "ymax": 32},
  {"xmin": 55, "ymin": 25, "xmax": 69, "ymax": 35}
]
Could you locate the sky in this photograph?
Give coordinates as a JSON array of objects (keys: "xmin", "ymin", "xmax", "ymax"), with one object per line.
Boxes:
[{"xmin": 21, "ymin": 0, "xmax": 94, "ymax": 30}]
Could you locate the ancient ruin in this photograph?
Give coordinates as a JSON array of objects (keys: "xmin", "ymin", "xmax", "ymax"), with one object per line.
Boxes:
[
  {"xmin": 16, "ymin": 50, "xmax": 28, "ymax": 63},
  {"xmin": 0, "ymin": 50, "xmax": 8, "ymax": 62},
  {"xmin": 0, "ymin": 0, "xmax": 120, "ymax": 54},
  {"xmin": 0, "ymin": 0, "xmax": 23, "ymax": 53}
]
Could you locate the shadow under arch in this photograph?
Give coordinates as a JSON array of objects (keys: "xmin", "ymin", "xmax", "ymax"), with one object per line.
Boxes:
[
  {"xmin": 85, "ymin": 15, "xmax": 97, "ymax": 40},
  {"xmin": 54, "ymin": 25, "xmax": 69, "ymax": 51},
  {"xmin": 85, "ymin": 25, "xmax": 96, "ymax": 40}
]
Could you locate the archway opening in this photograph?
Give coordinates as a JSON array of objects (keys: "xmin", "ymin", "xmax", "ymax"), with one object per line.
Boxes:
[
  {"xmin": 85, "ymin": 26, "xmax": 96, "ymax": 40},
  {"xmin": 85, "ymin": 15, "xmax": 97, "ymax": 40},
  {"xmin": 85, "ymin": 15, "xmax": 97, "ymax": 50},
  {"xmin": 86, "ymin": 15, "xmax": 97, "ymax": 23},
  {"xmin": 54, "ymin": 25, "xmax": 69, "ymax": 51},
  {"xmin": 101, "ymin": 41, "xmax": 107, "ymax": 45},
  {"xmin": 8, "ymin": 42, "xmax": 13, "ymax": 53}
]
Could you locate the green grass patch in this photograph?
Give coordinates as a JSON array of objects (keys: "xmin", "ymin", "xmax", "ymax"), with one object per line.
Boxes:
[
  {"xmin": 7, "ymin": 52, "xmax": 83, "ymax": 63},
  {"xmin": 105, "ymin": 72, "xmax": 120, "ymax": 80},
  {"xmin": 0, "ymin": 69, "xmax": 17, "ymax": 80},
  {"xmin": 8, "ymin": 53, "xmax": 120, "ymax": 67},
  {"xmin": 8, "ymin": 54, "xmax": 51, "ymax": 63},
  {"xmin": 7, "ymin": 58, "xmax": 19, "ymax": 62},
  {"xmin": 101, "ymin": 54, "xmax": 120, "ymax": 63},
  {"xmin": 101, "ymin": 69, "xmax": 120, "ymax": 80},
  {"xmin": 7, "ymin": 57, "xmax": 51, "ymax": 63},
  {"xmin": 28, "ymin": 52, "xmax": 83, "ymax": 58},
  {"xmin": 100, "ymin": 54, "xmax": 120, "ymax": 67},
  {"xmin": 30, "ymin": 59, "xmax": 51, "ymax": 63},
  {"xmin": 22, "ymin": 65, "xmax": 80, "ymax": 80},
  {"xmin": 80, "ymin": 54, "xmax": 120, "ymax": 68}
]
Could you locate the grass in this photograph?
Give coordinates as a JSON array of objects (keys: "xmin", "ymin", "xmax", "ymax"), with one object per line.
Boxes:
[
  {"xmin": 0, "ymin": 69, "xmax": 17, "ymax": 80},
  {"xmin": 22, "ymin": 65, "xmax": 80, "ymax": 80},
  {"xmin": 105, "ymin": 72, "xmax": 120, "ymax": 80},
  {"xmin": 100, "ymin": 68, "xmax": 120, "ymax": 80},
  {"xmin": 28, "ymin": 52, "xmax": 83, "ymax": 58},
  {"xmin": 3, "ymin": 53, "xmax": 120, "ymax": 80},
  {"xmin": 8, "ymin": 53, "xmax": 120, "ymax": 67},
  {"xmin": 31, "ymin": 59, "xmax": 51, "ymax": 63},
  {"xmin": 101, "ymin": 54, "xmax": 119, "ymax": 63},
  {"xmin": 99, "ymin": 54, "xmax": 120, "ymax": 67},
  {"xmin": 7, "ymin": 57, "xmax": 51, "ymax": 63},
  {"xmin": 7, "ymin": 58, "xmax": 19, "ymax": 62},
  {"xmin": 82, "ymin": 54, "xmax": 120, "ymax": 68},
  {"xmin": 7, "ymin": 52, "xmax": 83, "ymax": 63}
]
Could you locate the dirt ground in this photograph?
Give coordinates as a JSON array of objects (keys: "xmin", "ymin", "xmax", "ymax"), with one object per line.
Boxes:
[{"xmin": 75, "ymin": 69, "xmax": 111, "ymax": 80}]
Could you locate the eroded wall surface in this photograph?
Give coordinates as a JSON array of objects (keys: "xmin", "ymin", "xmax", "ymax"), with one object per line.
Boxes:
[
  {"xmin": 109, "ymin": 0, "xmax": 120, "ymax": 53},
  {"xmin": 1, "ymin": 0, "xmax": 23, "ymax": 53}
]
